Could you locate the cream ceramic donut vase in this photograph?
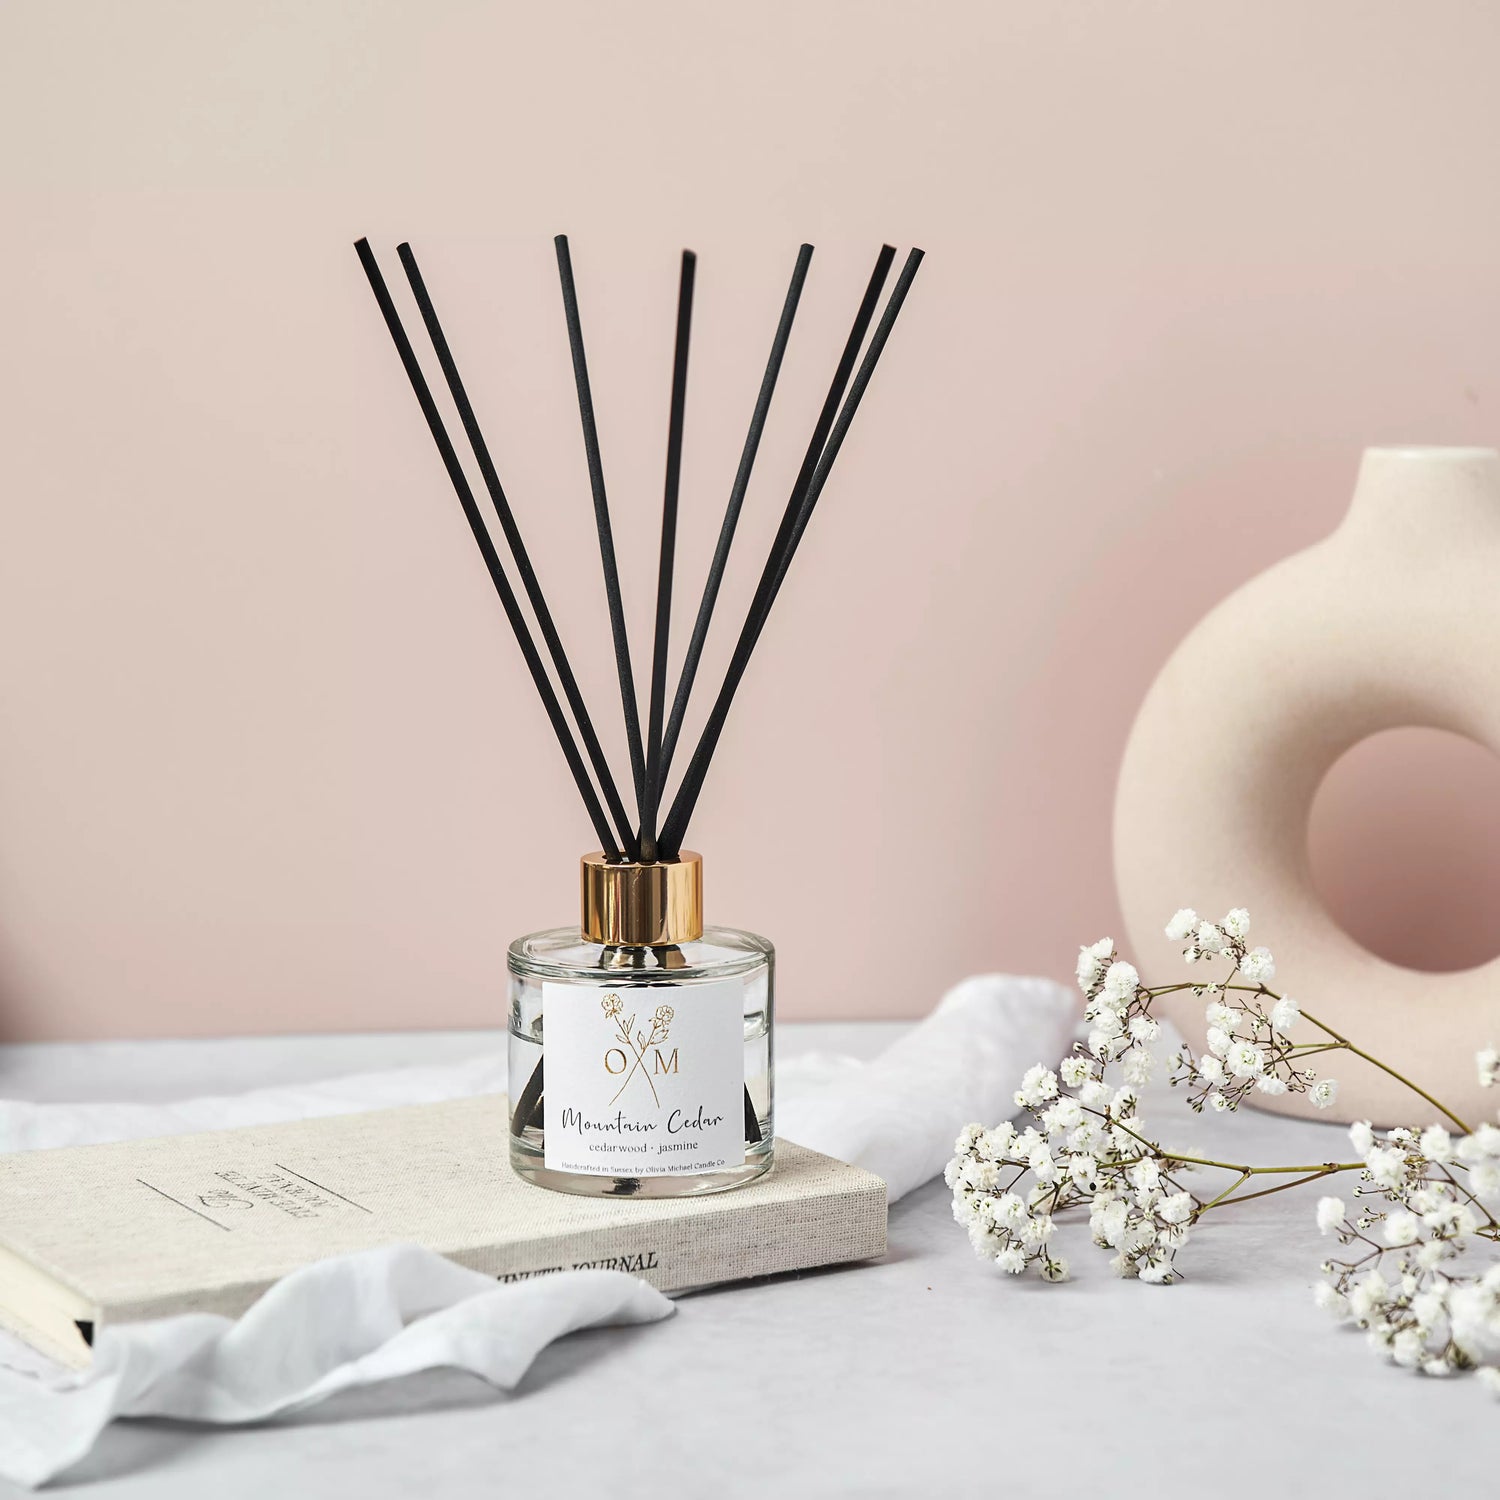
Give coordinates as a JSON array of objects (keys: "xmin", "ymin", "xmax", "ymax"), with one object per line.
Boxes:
[{"xmin": 1114, "ymin": 447, "xmax": 1500, "ymax": 1127}]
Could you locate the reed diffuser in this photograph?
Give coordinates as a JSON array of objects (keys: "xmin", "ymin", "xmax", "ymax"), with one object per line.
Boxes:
[{"xmin": 356, "ymin": 234, "xmax": 923, "ymax": 1197}]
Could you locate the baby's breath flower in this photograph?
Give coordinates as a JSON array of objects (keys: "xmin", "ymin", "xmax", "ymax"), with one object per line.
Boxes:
[
  {"xmin": 1137, "ymin": 1256, "xmax": 1177, "ymax": 1285},
  {"xmin": 971, "ymin": 1160, "xmax": 1003, "ymax": 1192},
  {"xmin": 1419, "ymin": 1125, "xmax": 1453, "ymax": 1163},
  {"xmin": 1383, "ymin": 1211, "xmax": 1420, "ymax": 1247},
  {"xmin": 1238, "ymin": 946, "xmax": 1276, "ymax": 983},
  {"xmin": 1204, "ymin": 999, "xmax": 1237, "ymax": 1031},
  {"xmin": 1069, "ymin": 1153, "xmax": 1099, "ymax": 1189},
  {"xmin": 1022, "ymin": 1214, "xmax": 1055, "ymax": 1246},
  {"xmin": 1391, "ymin": 1328, "xmax": 1425, "ymax": 1368},
  {"xmin": 1479, "ymin": 1047, "xmax": 1500, "ymax": 1090},
  {"xmin": 1314, "ymin": 1282, "xmax": 1346, "ymax": 1316},
  {"xmin": 1222, "ymin": 907, "xmax": 1251, "ymax": 940},
  {"xmin": 1089, "ymin": 1008, "xmax": 1124, "ymax": 1039},
  {"xmin": 1316, "ymin": 1197, "xmax": 1345, "ymax": 1235},
  {"xmin": 1226, "ymin": 1040, "xmax": 1266, "ymax": 1079},
  {"xmin": 1029, "ymin": 1144, "xmax": 1058, "ymax": 1184},
  {"xmin": 1041, "ymin": 1097, "xmax": 1083, "ymax": 1135},
  {"xmin": 968, "ymin": 1222, "xmax": 1002, "ymax": 1257},
  {"xmin": 1075, "ymin": 937, "xmax": 1114, "ymax": 993},
  {"xmin": 1269, "ymin": 996, "xmax": 1301, "ymax": 1034},
  {"xmin": 992, "ymin": 1193, "xmax": 1026, "ymax": 1231},
  {"xmin": 1195, "ymin": 922, "xmax": 1226, "ymax": 954},
  {"xmin": 1309, "ymin": 1079, "xmax": 1338, "ymax": 1110},
  {"xmin": 1014, "ymin": 1065, "xmax": 1058, "ymax": 1109},
  {"xmin": 1164, "ymin": 907, "xmax": 1198, "ymax": 941},
  {"xmin": 1366, "ymin": 1146, "xmax": 1406, "ymax": 1189},
  {"xmin": 1059, "ymin": 1055, "xmax": 1092, "ymax": 1088},
  {"xmin": 1078, "ymin": 1077, "xmax": 1113, "ymax": 1110},
  {"xmin": 1159, "ymin": 1191, "xmax": 1194, "ymax": 1225},
  {"xmin": 1457, "ymin": 1123, "xmax": 1500, "ymax": 1163},
  {"xmin": 1347, "ymin": 1272, "xmax": 1389, "ymax": 1325},
  {"xmin": 1350, "ymin": 1121, "xmax": 1375, "ymax": 1156}
]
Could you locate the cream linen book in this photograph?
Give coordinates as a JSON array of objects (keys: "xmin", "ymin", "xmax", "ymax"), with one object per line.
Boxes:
[{"xmin": 0, "ymin": 1095, "xmax": 886, "ymax": 1368}]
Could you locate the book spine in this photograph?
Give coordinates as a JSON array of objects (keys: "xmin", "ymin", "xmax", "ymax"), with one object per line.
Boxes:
[
  {"xmin": 457, "ymin": 1180, "xmax": 888, "ymax": 1291},
  {"xmin": 102, "ymin": 1179, "xmax": 888, "ymax": 1328}
]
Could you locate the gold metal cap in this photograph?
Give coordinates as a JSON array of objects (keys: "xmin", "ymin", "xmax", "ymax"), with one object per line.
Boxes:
[{"xmin": 581, "ymin": 851, "xmax": 703, "ymax": 947}]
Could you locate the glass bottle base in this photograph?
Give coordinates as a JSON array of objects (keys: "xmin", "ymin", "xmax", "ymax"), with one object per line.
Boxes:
[{"xmin": 509, "ymin": 1138, "xmax": 774, "ymax": 1198}]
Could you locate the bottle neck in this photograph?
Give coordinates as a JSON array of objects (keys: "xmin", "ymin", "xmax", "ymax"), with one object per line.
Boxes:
[{"xmin": 580, "ymin": 851, "xmax": 703, "ymax": 946}]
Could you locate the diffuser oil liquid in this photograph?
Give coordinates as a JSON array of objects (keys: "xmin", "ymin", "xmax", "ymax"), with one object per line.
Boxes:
[{"xmin": 508, "ymin": 926, "xmax": 774, "ymax": 1198}]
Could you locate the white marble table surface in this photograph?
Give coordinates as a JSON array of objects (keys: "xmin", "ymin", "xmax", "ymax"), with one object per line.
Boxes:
[{"xmin": 0, "ymin": 1022, "xmax": 1495, "ymax": 1497}]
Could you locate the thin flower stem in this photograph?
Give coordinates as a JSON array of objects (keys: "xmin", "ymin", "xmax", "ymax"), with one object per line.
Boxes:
[
  {"xmin": 1092, "ymin": 1108, "xmax": 1361, "ymax": 1177},
  {"xmin": 1199, "ymin": 1165, "xmax": 1350, "ymax": 1213},
  {"xmin": 1196, "ymin": 1168, "xmax": 1251, "ymax": 1212},
  {"xmin": 1162, "ymin": 1153, "xmax": 1363, "ymax": 1175},
  {"xmin": 1297, "ymin": 1006, "xmax": 1470, "ymax": 1134}
]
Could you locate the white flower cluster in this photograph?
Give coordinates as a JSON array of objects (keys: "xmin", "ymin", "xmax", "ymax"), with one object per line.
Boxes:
[
  {"xmin": 952, "ymin": 902, "xmax": 1500, "ymax": 1395},
  {"xmin": 1161, "ymin": 908, "xmax": 1337, "ymax": 1114},
  {"xmin": 1314, "ymin": 1057, "xmax": 1500, "ymax": 1385},
  {"xmin": 1074, "ymin": 939, "xmax": 1160, "ymax": 1081},
  {"xmin": 947, "ymin": 1054, "xmax": 1197, "ymax": 1285},
  {"xmin": 949, "ymin": 934, "xmax": 1202, "ymax": 1285}
]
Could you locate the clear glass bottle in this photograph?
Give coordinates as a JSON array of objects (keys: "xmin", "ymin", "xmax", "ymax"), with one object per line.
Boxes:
[{"xmin": 508, "ymin": 851, "xmax": 774, "ymax": 1197}]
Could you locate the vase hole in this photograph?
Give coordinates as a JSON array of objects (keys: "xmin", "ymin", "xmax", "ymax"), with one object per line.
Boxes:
[{"xmin": 1307, "ymin": 727, "xmax": 1500, "ymax": 973}]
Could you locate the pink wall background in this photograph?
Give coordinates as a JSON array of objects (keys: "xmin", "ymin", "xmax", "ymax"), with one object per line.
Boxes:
[{"xmin": 4, "ymin": 1, "xmax": 1500, "ymax": 1040}]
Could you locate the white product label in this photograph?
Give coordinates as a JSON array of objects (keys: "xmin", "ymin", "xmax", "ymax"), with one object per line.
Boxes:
[{"xmin": 542, "ymin": 979, "xmax": 744, "ymax": 1176}]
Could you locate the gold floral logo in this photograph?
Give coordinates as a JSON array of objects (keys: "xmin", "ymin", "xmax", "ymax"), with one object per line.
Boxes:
[{"xmin": 601, "ymin": 994, "xmax": 678, "ymax": 1107}]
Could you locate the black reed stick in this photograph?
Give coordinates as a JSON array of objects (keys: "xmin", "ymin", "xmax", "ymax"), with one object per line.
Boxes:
[
  {"xmin": 760, "ymin": 245, "xmax": 896, "ymax": 608},
  {"xmin": 654, "ymin": 244, "xmax": 814, "ymax": 793},
  {"xmin": 658, "ymin": 247, "xmax": 925, "ymax": 855},
  {"xmin": 638, "ymin": 250, "xmax": 696, "ymax": 863},
  {"xmin": 554, "ymin": 235, "xmax": 649, "ymax": 826},
  {"xmin": 396, "ymin": 243, "xmax": 640, "ymax": 859},
  {"xmin": 654, "ymin": 243, "xmax": 895, "ymax": 847},
  {"xmin": 354, "ymin": 238, "xmax": 622, "ymax": 858}
]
